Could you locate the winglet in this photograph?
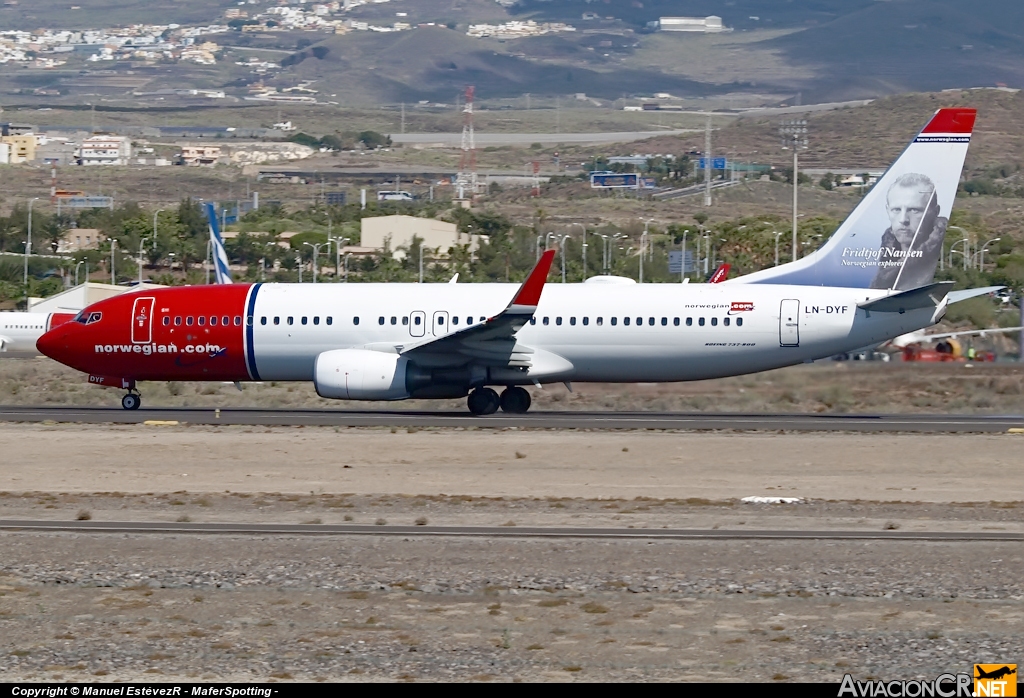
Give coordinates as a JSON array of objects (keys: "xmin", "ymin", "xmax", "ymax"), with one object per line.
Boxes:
[
  {"xmin": 509, "ymin": 249, "xmax": 555, "ymax": 310},
  {"xmin": 708, "ymin": 263, "xmax": 730, "ymax": 283}
]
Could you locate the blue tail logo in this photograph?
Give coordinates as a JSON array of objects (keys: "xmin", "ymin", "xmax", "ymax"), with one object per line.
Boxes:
[{"xmin": 204, "ymin": 202, "xmax": 234, "ymax": 285}]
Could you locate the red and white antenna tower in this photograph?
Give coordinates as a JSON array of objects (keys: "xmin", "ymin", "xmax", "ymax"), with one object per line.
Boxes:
[{"xmin": 454, "ymin": 85, "xmax": 481, "ymax": 198}]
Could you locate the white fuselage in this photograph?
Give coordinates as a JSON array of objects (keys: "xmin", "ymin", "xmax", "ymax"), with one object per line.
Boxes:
[
  {"xmin": 0, "ymin": 312, "xmax": 51, "ymax": 355},
  {"xmin": 246, "ymin": 282, "xmax": 936, "ymax": 383}
]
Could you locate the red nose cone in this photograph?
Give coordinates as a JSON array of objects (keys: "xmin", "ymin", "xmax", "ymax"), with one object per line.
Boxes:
[{"xmin": 36, "ymin": 327, "xmax": 68, "ymax": 363}]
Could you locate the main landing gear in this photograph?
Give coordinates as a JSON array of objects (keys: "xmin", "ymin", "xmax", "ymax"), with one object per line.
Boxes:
[
  {"xmin": 121, "ymin": 391, "xmax": 141, "ymax": 411},
  {"xmin": 467, "ymin": 386, "xmax": 532, "ymax": 416}
]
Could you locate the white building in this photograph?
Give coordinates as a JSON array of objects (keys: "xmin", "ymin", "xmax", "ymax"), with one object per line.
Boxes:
[
  {"xmin": 0, "ymin": 142, "xmax": 9, "ymax": 165},
  {"xmin": 78, "ymin": 135, "xmax": 131, "ymax": 165},
  {"xmin": 659, "ymin": 16, "xmax": 726, "ymax": 33},
  {"xmin": 361, "ymin": 215, "xmax": 479, "ymax": 261}
]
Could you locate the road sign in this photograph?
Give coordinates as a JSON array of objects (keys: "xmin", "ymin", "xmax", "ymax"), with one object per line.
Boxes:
[
  {"xmin": 590, "ymin": 172, "xmax": 639, "ymax": 188},
  {"xmin": 58, "ymin": 196, "xmax": 114, "ymax": 209},
  {"xmin": 697, "ymin": 157, "xmax": 727, "ymax": 170},
  {"xmin": 669, "ymin": 250, "xmax": 696, "ymax": 274}
]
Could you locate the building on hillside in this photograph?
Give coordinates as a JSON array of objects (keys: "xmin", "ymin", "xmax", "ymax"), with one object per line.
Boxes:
[
  {"xmin": 659, "ymin": 16, "xmax": 727, "ymax": 32},
  {"xmin": 0, "ymin": 134, "xmax": 36, "ymax": 163},
  {"xmin": 179, "ymin": 145, "xmax": 222, "ymax": 166},
  {"xmin": 77, "ymin": 135, "xmax": 131, "ymax": 165},
  {"xmin": 0, "ymin": 122, "xmax": 36, "ymax": 137},
  {"xmin": 0, "ymin": 142, "xmax": 9, "ymax": 165},
  {"xmin": 360, "ymin": 215, "xmax": 479, "ymax": 261},
  {"xmin": 58, "ymin": 228, "xmax": 106, "ymax": 253}
]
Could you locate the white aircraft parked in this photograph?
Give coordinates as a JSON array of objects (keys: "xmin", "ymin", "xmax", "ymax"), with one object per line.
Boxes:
[{"xmin": 37, "ymin": 108, "xmax": 1000, "ymax": 413}]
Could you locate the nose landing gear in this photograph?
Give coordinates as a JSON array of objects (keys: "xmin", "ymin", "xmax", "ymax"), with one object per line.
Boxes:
[{"xmin": 121, "ymin": 391, "xmax": 141, "ymax": 411}]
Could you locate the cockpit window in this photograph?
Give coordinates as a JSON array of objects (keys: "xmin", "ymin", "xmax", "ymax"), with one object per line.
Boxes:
[{"xmin": 74, "ymin": 311, "xmax": 102, "ymax": 325}]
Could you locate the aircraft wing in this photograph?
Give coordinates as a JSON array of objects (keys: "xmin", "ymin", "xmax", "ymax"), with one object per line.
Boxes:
[{"xmin": 398, "ymin": 250, "xmax": 556, "ymax": 369}]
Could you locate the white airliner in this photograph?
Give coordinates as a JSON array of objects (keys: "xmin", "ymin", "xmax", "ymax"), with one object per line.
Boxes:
[{"xmin": 37, "ymin": 108, "xmax": 1000, "ymax": 414}]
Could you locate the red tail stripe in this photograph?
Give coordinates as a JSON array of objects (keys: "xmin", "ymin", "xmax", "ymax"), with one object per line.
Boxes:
[{"xmin": 920, "ymin": 108, "xmax": 977, "ymax": 134}]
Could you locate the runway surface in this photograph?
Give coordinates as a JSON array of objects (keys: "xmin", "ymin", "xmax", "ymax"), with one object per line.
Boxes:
[
  {"xmin": 1, "ymin": 405, "xmax": 1023, "ymax": 432},
  {"xmin": 1, "ymin": 519, "xmax": 1020, "ymax": 541}
]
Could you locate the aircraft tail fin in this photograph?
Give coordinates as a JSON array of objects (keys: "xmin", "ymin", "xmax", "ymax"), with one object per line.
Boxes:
[
  {"xmin": 204, "ymin": 202, "xmax": 234, "ymax": 285},
  {"xmin": 736, "ymin": 108, "xmax": 976, "ymax": 290}
]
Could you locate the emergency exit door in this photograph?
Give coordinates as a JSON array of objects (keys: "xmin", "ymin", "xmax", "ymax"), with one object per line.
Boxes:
[
  {"xmin": 779, "ymin": 299, "xmax": 800, "ymax": 347},
  {"xmin": 131, "ymin": 296, "xmax": 155, "ymax": 344}
]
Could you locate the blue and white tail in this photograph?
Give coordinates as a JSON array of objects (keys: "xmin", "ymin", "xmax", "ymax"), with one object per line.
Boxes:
[
  {"xmin": 735, "ymin": 108, "xmax": 976, "ymax": 290},
  {"xmin": 203, "ymin": 202, "xmax": 234, "ymax": 285}
]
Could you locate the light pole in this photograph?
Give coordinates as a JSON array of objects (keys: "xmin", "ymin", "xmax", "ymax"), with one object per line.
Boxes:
[
  {"xmin": 24, "ymin": 197, "xmax": 39, "ymax": 290},
  {"xmin": 558, "ymin": 234, "xmax": 571, "ymax": 283},
  {"xmin": 572, "ymin": 223, "xmax": 587, "ymax": 280},
  {"xmin": 976, "ymin": 237, "xmax": 1001, "ymax": 271},
  {"xmin": 774, "ymin": 231, "xmax": 783, "ymax": 266},
  {"xmin": 344, "ymin": 253, "xmax": 351, "ymax": 282},
  {"xmin": 75, "ymin": 260, "xmax": 85, "ymax": 286},
  {"xmin": 535, "ymin": 235, "xmax": 544, "ymax": 262},
  {"xmin": 138, "ymin": 236, "xmax": 150, "ymax": 284},
  {"xmin": 152, "ymin": 209, "xmax": 163, "ymax": 254},
  {"xmin": 702, "ymin": 234, "xmax": 709, "ymax": 275},
  {"xmin": 948, "ymin": 238, "xmax": 969, "ymax": 270},
  {"xmin": 639, "ymin": 224, "xmax": 649, "ymax": 284},
  {"xmin": 780, "ymin": 120, "xmax": 808, "ymax": 264},
  {"xmin": 297, "ymin": 253, "xmax": 302, "ymax": 283},
  {"xmin": 545, "ymin": 232, "xmax": 557, "ymax": 250},
  {"xmin": 304, "ymin": 240, "xmax": 332, "ymax": 283},
  {"xmin": 680, "ymin": 229, "xmax": 688, "ymax": 282},
  {"xmin": 335, "ymin": 237, "xmax": 350, "ymax": 281},
  {"xmin": 110, "ymin": 238, "xmax": 117, "ymax": 285},
  {"xmin": 948, "ymin": 226, "xmax": 970, "ymax": 271}
]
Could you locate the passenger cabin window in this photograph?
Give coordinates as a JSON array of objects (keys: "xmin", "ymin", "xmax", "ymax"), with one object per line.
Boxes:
[
  {"xmin": 210, "ymin": 316, "xmax": 218, "ymax": 326},
  {"xmin": 326, "ymin": 317, "xmax": 333, "ymax": 325},
  {"xmin": 413, "ymin": 316, "xmax": 420, "ymax": 326},
  {"xmin": 582, "ymin": 317, "xmax": 589, "ymax": 326},
  {"xmin": 314, "ymin": 317, "xmax": 320, "ymax": 325},
  {"xmin": 570, "ymin": 317, "xmax": 576, "ymax": 326},
  {"xmin": 556, "ymin": 317, "xmax": 562, "ymax": 326},
  {"xmin": 698, "ymin": 318, "xmax": 705, "ymax": 326},
  {"xmin": 175, "ymin": 317, "xmax": 182, "ymax": 326},
  {"xmin": 737, "ymin": 317, "xmax": 743, "ymax": 327},
  {"xmin": 223, "ymin": 316, "xmax": 230, "ymax": 326},
  {"xmin": 711, "ymin": 317, "xmax": 718, "ymax": 326},
  {"xmin": 301, "ymin": 317, "xmax": 308, "ymax": 325},
  {"xmin": 543, "ymin": 317, "xmax": 549, "ymax": 325},
  {"xmin": 274, "ymin": 317, "xmax": 280, "ymax": 325},
  {"xmin": 234, "ymin": 316, "xmax": 241, "ymax": 326},
  {"xmin": 596, "ymin": 317, "xmax": 603, "ymax": 326},
  {"xmin": 197, "ymin": 316, "xmax": 205, "ymax": 326},
  {"xmin": 530, "ymin": 318, "xmax": 536, "ymax": 325},
  {"xmin": 724, "ymin": 317, "xmax": 730, "ymax": 326},
  {"xmin": 186, "ymin": 317, "xmax": 194, "ymax": 326},
  {"xmin": 661, "ymin": 317, "xmax": 667, "ymax": 326},
  {"xmin": 402, "ymin": 317, "xmax": 408, "ymax": 326},
  {"xmin": 162, "ymin": 317, "xmax": 170, "ymax": 326},
  {"xmin": 261, "ymin": 317, "xmax": 267, "ymax": 325},
  {"xmin": 246, "ymin": 316, "xmax": 253, "ymax": 326},
  {"xmin": 624, "ymin": 317, "xmax": 630, "ymax": 326},
  {"xmin": 378, "ymin": 316, "xmax": 385, "ymax": 325},
  {"xmin": 287, "ymin": 317, "xmax": 294, "ymax": 326},
  {"xmin": 637, "ymin": 317, "xmax": 643, "ymax": 326},
  {"xmin": 452, "ymin": 317, "xmax": 459, "ymax": 326},
  {"xmin": 686, "ymin": 317, "xmax": 693, "ymax": 326},
  {"xmin": 467, "ymin": 317, "xmax": 473, "ymax": 325},
  {"xmin": 673, "ymin": 318, "xmax": 680, "ymax": 326},
  {"xmin": 611, "ymin": 317, "xmax": 617, "ymax": 326},
  {"xmin": 353, "ymin": 317, "xmax": 360, "ymax": 325}
]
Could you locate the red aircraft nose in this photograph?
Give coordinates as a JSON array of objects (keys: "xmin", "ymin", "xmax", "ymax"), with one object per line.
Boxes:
[{"xmin": 37, "ymin": 326, "xmax": 70, "ymax": 363}]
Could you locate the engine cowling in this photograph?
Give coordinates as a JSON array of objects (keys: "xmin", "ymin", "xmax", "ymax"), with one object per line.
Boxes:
[{"xmin": 313, "ymin": 349, "xmax": 410, "ymax": 400}]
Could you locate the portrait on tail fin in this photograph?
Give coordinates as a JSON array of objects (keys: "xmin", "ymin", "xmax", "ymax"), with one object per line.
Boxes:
[{"xmin": 870, "ymin": 173, "xmax": 948, "ymax": 291}]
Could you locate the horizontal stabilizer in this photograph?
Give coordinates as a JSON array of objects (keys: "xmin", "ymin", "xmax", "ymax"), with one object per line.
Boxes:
[
  {"xmin": 947, "ymin": 285, "xmax": 1004, "ymax": 304},
  {"xmin": 858, "ymin": 281, "xmax": 953, "ymax": 313}
]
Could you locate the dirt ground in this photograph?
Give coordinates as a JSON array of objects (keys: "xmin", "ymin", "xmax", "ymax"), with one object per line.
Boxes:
[
  {"xmin": 1, "ymin": 422, "xmax": 1022, "ymax": 682},
  {"xmin": 2, "ymin": 424, "xmax": 1024, "ymax": 503}
]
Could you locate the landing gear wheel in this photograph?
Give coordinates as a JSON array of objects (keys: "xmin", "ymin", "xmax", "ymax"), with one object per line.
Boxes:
[
  {"xmin": 467, "ymin": 387, "xmax": 500, "ymax": 416},
  {"xmin": 500, "ymin": 386, "xmax": 532, "ymax": 414},
  {"xmin": 121, "ymin": 393, "xmax": 141, "ymax": 411}
]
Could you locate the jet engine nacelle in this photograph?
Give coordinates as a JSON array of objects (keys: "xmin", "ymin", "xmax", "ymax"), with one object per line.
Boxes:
[{"xmin": 313, "ymin": 349, "xmax": 411, "ymax": 400}]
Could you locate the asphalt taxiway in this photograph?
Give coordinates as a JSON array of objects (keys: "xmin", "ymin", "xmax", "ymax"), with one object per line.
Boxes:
[{"xmin": 1, "ymin": 405, "xmax": 1022, "ymax": 432}]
